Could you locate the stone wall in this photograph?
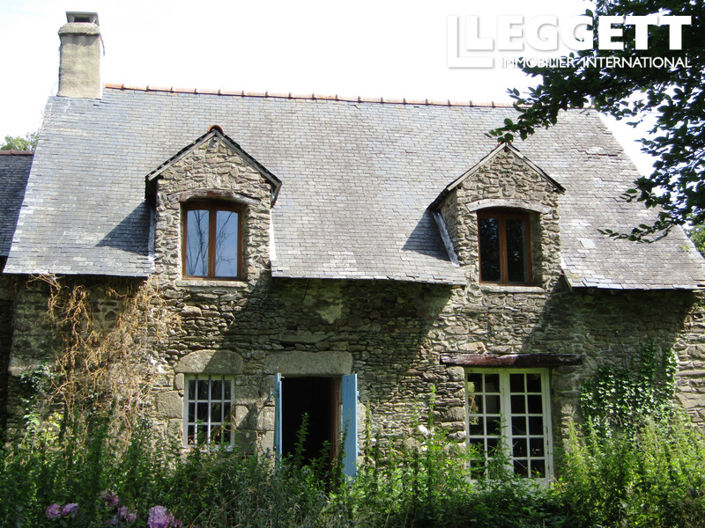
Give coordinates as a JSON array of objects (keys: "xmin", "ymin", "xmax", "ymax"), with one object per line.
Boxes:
[
  {"xmin": 3, "ymin": 138, "xmax": 705, "ymax": 462},
  {"xmin": 5, "ymin": 273, "xmax": 704, "ymax": 448},
  {"xmin": 0, "ymin": 272, "xmax": 15, "ymax": 436}
]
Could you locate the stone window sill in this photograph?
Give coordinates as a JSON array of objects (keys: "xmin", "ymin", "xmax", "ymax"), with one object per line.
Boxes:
[
  {"xmin": 480, "ymin": 284, "xmax": 545, "ymax": 294},
  {"xmin": 176, "ymin": 278, "xmax": 248, "ymax": 288}
]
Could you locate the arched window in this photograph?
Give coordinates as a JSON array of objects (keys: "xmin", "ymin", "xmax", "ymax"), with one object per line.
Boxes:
[
  {"xmin": 182, "ymin": 200, "xmax": 244, "ymax": 279},
  {"xmin": 477, "ymin": 208, "xmax": 532, "ymax": 285}
]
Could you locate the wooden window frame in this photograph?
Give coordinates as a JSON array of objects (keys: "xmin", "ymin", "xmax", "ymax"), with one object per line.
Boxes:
[
  {"xmin": 477, "ymin": 209, "xmax": 533, "ymax": 285},
  {"xmin": 465, "ymin": 368, "xmax": 553, "ymax": 481},
  {"xmin": 182, "ymin": 200, "xmax": 244, "ymax": 280}
]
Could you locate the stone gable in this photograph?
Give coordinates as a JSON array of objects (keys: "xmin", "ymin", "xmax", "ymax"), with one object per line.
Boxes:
[
  {"xmin": 153, "ymin": 134, "xmax": 275, "ymax": 285},
  {"xmin": 438, "ymin": 146, "xmax": 562, "ymax": 290}
]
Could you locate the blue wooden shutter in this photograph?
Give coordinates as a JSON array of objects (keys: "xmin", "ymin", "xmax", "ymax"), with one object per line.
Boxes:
[
  {"xmin": 273, "ymin": 373, "xmax": 282, "ymax": 459},
  {"xmin": 341, "ymin": 373, "xmax": 358, "ymax": 478}
]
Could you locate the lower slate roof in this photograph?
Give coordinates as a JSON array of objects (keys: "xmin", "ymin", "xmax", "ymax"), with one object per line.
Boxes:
[
  {"xmin": 0, "ymin": 151, "xmax": 32, "ymax": 257},
  {"xmin": 5, "ymin": 87, "xmax": 705, "ymax": 288}
]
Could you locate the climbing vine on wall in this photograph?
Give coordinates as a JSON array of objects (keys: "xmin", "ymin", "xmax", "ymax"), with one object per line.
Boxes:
[
  {"xmin": 34, "ymin": 275, "xmax": 180, "ymax": 440},
  {"xmin": 580, "ymin": 343, "xmax": 677, "ymax": 436}
]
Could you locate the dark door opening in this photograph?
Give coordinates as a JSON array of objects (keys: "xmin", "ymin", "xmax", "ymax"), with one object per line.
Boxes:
[{"xmin": 281, "ymin": 376, "xmax": 340, "ymax": 463}]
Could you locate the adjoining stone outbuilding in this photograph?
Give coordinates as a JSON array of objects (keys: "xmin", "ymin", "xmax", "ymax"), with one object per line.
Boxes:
[{"xmin": 2, "ymin": 12, "xmax": 705, "ymax": 479}]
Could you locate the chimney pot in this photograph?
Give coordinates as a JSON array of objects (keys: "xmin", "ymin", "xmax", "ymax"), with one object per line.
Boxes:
[
  {"xmin": 58, "ymin": 11, "xmax": 102, "ymax": 98},
  {"xmin": 66, "ymin": 12, "xmax": 99, "ymax": 25}
]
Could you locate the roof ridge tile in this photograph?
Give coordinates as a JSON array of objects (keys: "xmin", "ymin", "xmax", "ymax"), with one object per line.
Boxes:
[{"xmin": 102, "ymin": 83, "xmax": 515, "ymax": 108}]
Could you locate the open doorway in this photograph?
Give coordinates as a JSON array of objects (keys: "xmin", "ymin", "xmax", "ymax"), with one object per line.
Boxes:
[
  {"xmin": 274, "ymin": 373, "xmax": 357, "ymax": 478},
  {"xmin": 281, "ymin": 376, "xmax": 340, "ymax": 463}
]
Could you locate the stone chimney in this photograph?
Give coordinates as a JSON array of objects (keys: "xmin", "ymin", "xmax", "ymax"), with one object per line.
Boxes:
[{"xmin": 58, "ymin": 12, "xmax": 102, "ymax": 98}]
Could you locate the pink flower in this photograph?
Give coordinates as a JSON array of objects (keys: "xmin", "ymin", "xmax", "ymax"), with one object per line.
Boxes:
[
  {"xmin": 62, "ymin": 503, "xmax": 79, "ymax": 518},
  {"xmin": 118, "ymin": 505, "xmax": 137, "ymax": 524},
  {"xmin": 45, "ymin": 503, "xmax": 62, "ymax": 519},
  {"xmin": 101, "ymin": 489, "xmax": 120, "ymax": 508},
  {"xmin": 148, "ymin": 506, "xmax": 170, "ymax": 528}
]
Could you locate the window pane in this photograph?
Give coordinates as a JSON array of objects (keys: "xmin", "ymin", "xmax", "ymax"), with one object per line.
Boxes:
[
  {"xmin": 510, "ymin": 373, "xmax": 524, "ymax": 393},
  {"xmin": 197, "ymin": 380, "xmax": 209, "ymax": 400},
  {"xmin": 527, "ymin": 395, "xmax": 542, "ymax": 414},
  {"xmin": 513, "ymin": 438, "xmax": 527, "ymax": 458},
  {"xmin": 511, "ymin": 394, "xmax": 525, "ymax": 413},
  {"xmin": 526, "ymin": 373, "xmax": 541, "ymax": 392},
  {"xmin": 215, "ymin": 210, "xmax": 239, "ymax": 277},
  {"xmin": 514, "ymin": 459, "xmax": 528, "ymax": 477},
  {"xmin": 529, "ymin": 416, "xmax": 544, "ymax": 435},
  {"xmin": 512, "ymin": 416, "xmax": 527, "ymax": 435},
  {"xmin": 467, "ymin": 373, "xmax": 483, "ymax": 392},
  {"xmin": 485, "ymin": 374, "xmax": 500, "ymax": 393},
  {"xmin": 469, "ymin": 438, "xmax": 484, "ymax": 452},
  {"xmin": 486, "ymin": 437, "xmax": 499, "ymax": 453},
  {"xmin": 186, "ymin": 209, "xmax": 209, "ymax": 276},
  {"xmin": 487, "ymin": 417, "xmax": 501, "ymax": 436},
  {"xmin": 479, "ymin": 217, "xmax": 500, "ymax": 282},
  {"xmin": 469, "ymin": 417, "xmax": 483, "ymax": 436},
  {"xmin": 468, "ymin": 393, "xmax": 482, "ymax": 414},
  {"xmin": 211, "ymin": 403, "xmax": 222, "ymax": 423},
  {"xmin": 197, "ymin": 425, "xmax": 208, "ymax": 443},
  {"xmin": 506, "ymin": 218, "xmax": 527, "ymax": 283},
  {"xmin": 211, "ymin": 380, "xmax": 223, "ymax": 400},
  {"xmin": 485, "ymin": 394, "xmax": 500, "ymax": 414},
  {"xmin": 211, "ymin": 428, "xmax": 223, "ymax": 444},
  {"xmin": 530, "ymin": 438, "xmax": 545, "ymax": 457},
  {"xmin": 530, "ymin": 460, "xmax": 545, "ymax": 478}
]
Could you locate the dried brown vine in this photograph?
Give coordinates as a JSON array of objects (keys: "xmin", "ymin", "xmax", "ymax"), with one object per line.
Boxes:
[{"xmin": 33, "ymin": 275, "xmax": 180, "ymax": 440}]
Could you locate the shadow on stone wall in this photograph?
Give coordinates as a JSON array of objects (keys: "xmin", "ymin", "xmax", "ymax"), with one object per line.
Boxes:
[
  {"xmin": 524, "ymin": 278, "xmax": 699, "ymax": 424},
  {"xmin": 172, "ymin": 274, "xmax": 455, "ymax": 445}
]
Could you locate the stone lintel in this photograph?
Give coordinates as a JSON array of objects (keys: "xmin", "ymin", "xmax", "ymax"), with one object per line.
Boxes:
[
  {"xmin": 264, "ymin": 351, "xmax": 353, "ymax": 376},
  {"xmin": 441, "ymin": 353, "xmax": 583, "ymax": 368},
  {"xmin": 174, "ymin": 189, "xmax": 259, "ymax": 206},
  {"xmin": 175, "ymin": 349, "xmax": 243, "ymax": 374}
]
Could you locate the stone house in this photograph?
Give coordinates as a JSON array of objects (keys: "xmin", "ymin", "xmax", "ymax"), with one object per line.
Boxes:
[{"xmin": 2, "ymin": 12, "xmax": 705, "ymax": 478}]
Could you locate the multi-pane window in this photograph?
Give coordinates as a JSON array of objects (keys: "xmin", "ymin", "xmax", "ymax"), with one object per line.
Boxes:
[
  {"xmin": 183, "ymin": 201, "xmax": 243, "ymax": 279},
  {"xmin": 477, "ymin": 209, "xmax": 532, "ymax": 284},
  {"xmin": 466, "ymin": 369, "xmax": 552, "ymax": 479},
  {"xmin": 184, "ymin": 375, "xmax": 234, "ymax": 446}
]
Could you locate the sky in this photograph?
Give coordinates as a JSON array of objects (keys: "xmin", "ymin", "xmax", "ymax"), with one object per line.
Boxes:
[{"xmin": 0, "ymin": 0, "xmax": 655, "ymax": 175}]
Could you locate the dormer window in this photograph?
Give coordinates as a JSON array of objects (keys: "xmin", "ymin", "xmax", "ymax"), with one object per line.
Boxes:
[
  {"xmin": 478, "ymin": 209, "xmax": 532, "ymax": 285},
  {"xmin": 182, "ymin": 200, "xmax": 243, "ymax": 279}
]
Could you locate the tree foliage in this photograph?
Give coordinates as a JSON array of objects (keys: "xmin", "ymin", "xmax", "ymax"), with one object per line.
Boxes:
[
  {"xmin": 689, "ymin": 223, "xmax": 705, "ymax": 256},
  {"xmin": 492, "ymin": 0, "xmax": 704, "ymax": 239},
  {"xmin": 1, "ymin": 132, "xmax": 38, "ymax": 151}
]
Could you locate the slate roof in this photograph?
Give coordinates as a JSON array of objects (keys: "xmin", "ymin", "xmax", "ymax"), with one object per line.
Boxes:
[
  {"xmin": 0, "ymin": 151, "xmax": 32, "ymax": 257},
  {"xmin": 5, "ymin": 86, "xmax": 705, "ymax": 288}
]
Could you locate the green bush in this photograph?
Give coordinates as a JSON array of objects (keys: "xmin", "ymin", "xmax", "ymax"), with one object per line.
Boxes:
[
  {"xmin": 3, "ymin": 384, "xmax": 705, "ymax": 528},
  {"xmin": 559, "ymin": 414, "xmax": 705, "ymax": 528},
  {"xmin": 0, "ymin": 409, "xmax": 569, "ymax": 528},
  {"xmin": 0, "ymin": 413, "xmax": 336, "ymax": 528},
  {"xmin": 338, "ymin": 416, "xmax": 568, "ymax": 528}
]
